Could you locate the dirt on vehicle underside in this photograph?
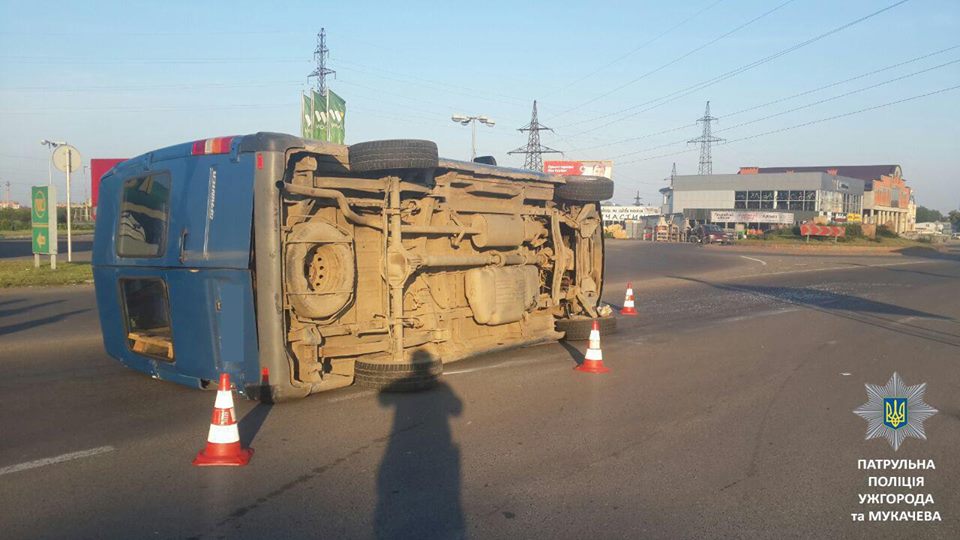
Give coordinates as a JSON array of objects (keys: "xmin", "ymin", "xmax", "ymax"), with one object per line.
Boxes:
[{"xmin": 277, "ymin": 140, "xmax": 610, "ymax": 393}]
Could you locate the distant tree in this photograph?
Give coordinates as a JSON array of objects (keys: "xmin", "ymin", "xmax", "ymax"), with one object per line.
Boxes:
[
  {"xmin": 949, "ymin": 210, "xmax": 960, "ymax": 230},
  {"xmin": 915, "ymin": 205, "xmax": 943, "ymax": 223}
]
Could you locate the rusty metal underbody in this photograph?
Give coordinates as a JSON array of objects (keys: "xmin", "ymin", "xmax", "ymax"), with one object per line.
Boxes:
[{"xmin": 278, "ymin": 152, "xmax": 604, "ymax": 392}]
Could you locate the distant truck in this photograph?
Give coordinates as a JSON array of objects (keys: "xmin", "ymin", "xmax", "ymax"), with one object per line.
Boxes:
[{"xmin": 93, "ymin": 133, "xmax": 615, "ymax": 401}]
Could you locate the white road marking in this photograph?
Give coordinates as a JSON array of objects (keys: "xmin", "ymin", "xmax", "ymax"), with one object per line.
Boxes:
[
  {"xmin": 740, "ymin": 255, "xmax": 767, "ymax": 266},
  {"xmin": 0, "ymin": 446, "xmax": 114, "ymax": 477},
  {"xmin": 841, "ymin": 372, "xmax": 852, "ymax": 376}
]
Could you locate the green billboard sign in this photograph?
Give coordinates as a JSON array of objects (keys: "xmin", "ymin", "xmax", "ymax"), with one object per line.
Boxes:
[
  {"xmin": 31, "ymin": 185, "xmax": 58, "ymax": 255},
  {"xmin": 301, "ymin": 89, "xmax": 346, "ymax": 144}
]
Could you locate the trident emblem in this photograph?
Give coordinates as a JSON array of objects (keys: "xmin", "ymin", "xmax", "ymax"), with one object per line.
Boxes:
[{"xmin": 884, "ymin": 398, "xmax": 907, "ymax": 429}]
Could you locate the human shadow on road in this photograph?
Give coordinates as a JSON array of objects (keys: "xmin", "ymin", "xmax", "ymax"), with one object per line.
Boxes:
[
  {"xmin": 375, "ymin": 352, "xmax": 465, "ymax": 539},
  {"xmin": 672, "ymin": 276, "xmax": 960, "ymax": 348}
]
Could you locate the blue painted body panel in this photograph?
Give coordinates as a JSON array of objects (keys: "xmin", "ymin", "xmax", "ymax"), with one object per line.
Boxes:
[{"xmin": 93, "ymin": 137, "xmax": 261, "ymax": 391}]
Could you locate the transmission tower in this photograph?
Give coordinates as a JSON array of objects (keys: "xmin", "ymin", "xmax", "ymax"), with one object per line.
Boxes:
[
  {"xmin": 308, "ymin": 28, "xmax": 336, "ymax": 95},
  {"xmin": 3, "ymin": 181, "xmax": 9, "ymax": 205},
  {"xmin": 508, "ymin": 100, "xmax": 562, "ymax": 171},
  {"xmin": 670, "ymin": 162, "xmax": 677, "ymax": 179},
  {"xmin": 687, "ymin": 101, "xmax": 724, "ymax": 175},
  {"xmin": 634, "ymin": 191, "xmax": 643, "ymax": 205}
]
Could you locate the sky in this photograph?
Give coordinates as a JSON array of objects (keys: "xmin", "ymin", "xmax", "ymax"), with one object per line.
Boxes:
[{"xmin": 1, "ymin": 0, "xmax": 958, "ymax": 212}]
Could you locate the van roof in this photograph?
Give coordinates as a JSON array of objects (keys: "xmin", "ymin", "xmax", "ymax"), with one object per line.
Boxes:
[{"xmin": 111, "ymin": 132, "xmax": 564, "ymax": 184}]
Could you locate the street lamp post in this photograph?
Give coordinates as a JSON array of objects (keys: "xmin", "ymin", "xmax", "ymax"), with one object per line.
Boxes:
[
  {"xmin": 451, "ymin": 114, "xmax": 495, "ymax": 160},
  {"xmin": 41, "ymin": 139, "xmax": 63, "ymax": 186}
]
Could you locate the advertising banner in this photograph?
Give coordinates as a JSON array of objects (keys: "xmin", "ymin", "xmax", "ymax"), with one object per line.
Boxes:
[
  {"xmin": 90, "ymin": 158, "xmax": 126, "ymax": 212},
  {"xmin": 31, "ymin": 186, "xmax": 57, "ymax": 254},
  {"xmin": 601, "ymin": 205, "xmax": 660, "ymax": 223},
  {"xmin": 710, "ymin": 210, "xmax": 795, "ymax": 224},
  {"xmin": 301, "ymin": 89, "xmax": 346, "ymax": 143},
  {"xmin": 543, "ymin": 160, "xmax": 613, "ymax": 178}
]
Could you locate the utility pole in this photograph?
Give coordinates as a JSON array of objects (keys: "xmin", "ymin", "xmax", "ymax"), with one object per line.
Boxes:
[
  {"xmin": 308, "ymin": 28, "xmax": 336, "ymax": 142},
  {"xmin": 687, "ymin": 101, "xmax": 724, "ymax": 175},
  {"xmin": 508, "ymin": 100, "xmax": 562, "ymax": 171},
  {"xmin": 3, "ymin": 180, "xmax": 9, "ymax": 206}
]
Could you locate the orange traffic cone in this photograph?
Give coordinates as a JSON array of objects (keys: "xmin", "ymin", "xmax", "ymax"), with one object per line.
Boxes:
[
  {"xmin": 575, "ymin": 320, "xmax": 610, "ymax": 374},
  {"xmin": 193, "ymin": 373, "xmax": 253, "ymax": 467},
  {"xmin": 621, "ymin": 283, "xmax": 638, "ymax": 316}
]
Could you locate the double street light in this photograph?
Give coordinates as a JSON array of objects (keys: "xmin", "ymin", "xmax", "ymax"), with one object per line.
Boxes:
[
  {"xmin": 451, "ymin": 114, "xmax": 494, "ymax": 161},
  {"xmin": 41, "ymin": 139, "xmax": 66, "ymax": 186}
]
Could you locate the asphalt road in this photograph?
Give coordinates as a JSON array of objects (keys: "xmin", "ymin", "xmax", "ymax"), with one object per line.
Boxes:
[
  {"xmin": 0, "ymin": 233, "xmax": 93, "ymax": 261},
  {"xmin": 1, "ymin": 242, "xmax": 958, "ymax": 539}
]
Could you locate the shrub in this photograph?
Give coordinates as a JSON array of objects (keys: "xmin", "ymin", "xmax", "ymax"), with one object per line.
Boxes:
[
  {"xmin": 844, "ymin": 224, "xmax": 863, "ymax": 238},
  {"xmin": 877, "ymin": 225, "xmax": 898, "ymax": 238}
]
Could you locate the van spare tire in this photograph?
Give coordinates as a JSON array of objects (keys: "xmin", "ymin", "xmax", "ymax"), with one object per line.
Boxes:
[
  {"xmin": 348, "ymin": 139, "xmax": 439, "ymax": 172},
  {"xmin": 555, "ymin": 175, "xmax": 614, "ymax": 202},
  {"xmin": 354, "ymin": 356, "xmax": 442, "ymax": 392}
]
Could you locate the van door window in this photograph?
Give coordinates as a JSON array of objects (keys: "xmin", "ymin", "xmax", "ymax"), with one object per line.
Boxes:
[
  {"xmin": 121, "ymin": 278, "xmax": 174, "ymax": 361},
  {"xmin": 117, "ymin": 173, "xmax": 171, "ymax": 258}
]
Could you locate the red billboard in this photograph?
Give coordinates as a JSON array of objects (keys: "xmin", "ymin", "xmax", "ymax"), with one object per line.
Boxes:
[
  {"xmin": 90, "ymin": 158, "xmax": 126, "ymax": 212},
  {"xmin": 543, "ymin": 160, "xmax": 613, "ymax": 178}
]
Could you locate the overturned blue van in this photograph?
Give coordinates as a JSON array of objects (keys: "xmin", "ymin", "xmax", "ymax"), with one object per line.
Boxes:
[{"xmin": 93, "ymin": 133, "xmax": 614, "ymax": 401}]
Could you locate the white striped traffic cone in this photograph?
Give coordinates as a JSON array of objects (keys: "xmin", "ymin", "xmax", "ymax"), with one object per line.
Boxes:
[
  {"xmin": 193, "ymin": 373, "xmax": 253, "ymax": 467},
  {"xmin": 575, "ymin": 320, "xmax": 610, "ymax": 374},
  {"xmin": 621, "ymin": 283, "xmax": 638, "ymax": 316}
]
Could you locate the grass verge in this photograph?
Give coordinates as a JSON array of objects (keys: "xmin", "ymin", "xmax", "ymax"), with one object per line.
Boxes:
[
  {"xmin": 735, "ymin": 236, "xmax": 932, "ymax": 248},
  {"xmin": 0, "ymin": 260, "xmax": 93, "ymax": 288}
]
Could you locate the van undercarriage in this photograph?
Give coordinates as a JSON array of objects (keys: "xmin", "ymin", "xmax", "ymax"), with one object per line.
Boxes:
[{"xmin": 277, "ymin": 140, "xmax": 611, "ymax": 393}]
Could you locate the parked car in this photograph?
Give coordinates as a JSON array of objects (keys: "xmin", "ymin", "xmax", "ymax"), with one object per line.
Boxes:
[{"xmin": 690, "ymin": 224, "xmax": 733, "ymax": 245}]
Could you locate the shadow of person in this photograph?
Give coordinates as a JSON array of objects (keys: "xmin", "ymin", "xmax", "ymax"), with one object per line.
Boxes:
[{"xmin": 374, "ymin": 351, "xmax": 465, "ymax": 539}]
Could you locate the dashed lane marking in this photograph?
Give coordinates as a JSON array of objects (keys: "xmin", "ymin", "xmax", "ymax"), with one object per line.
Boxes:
[{"xmin": 0, "ymin": 446, "xmax": 114, "ymax": 477}]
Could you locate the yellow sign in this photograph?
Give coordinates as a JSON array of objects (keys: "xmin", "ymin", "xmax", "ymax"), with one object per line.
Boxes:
[{"xmin": 847, "ymin": 213, "xmax": 862, "ymax": 223}]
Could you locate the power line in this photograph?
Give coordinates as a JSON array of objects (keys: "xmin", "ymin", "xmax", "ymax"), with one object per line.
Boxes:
[
  {"xmin": 560, "ymin": 0, "xmax": 913, "ymax": 135},
  {"xmin": 0, "ymin": 55, "xmax": 306, "ymax": 65},
  {"xmin": 550, "ymin": 0, "xmax": 798, "ymax": 122},
  {"xmin": 544, "ymin": 0, "xmax": 727, "ymax": 98},
  {"xmin": 567, "ymin": 44, "xmax": 960, "ymax": 153},
  {"xmin": 616, "ymin": 83, "xmax": 960, "ymax": 166},
  {"xmin": 0, "ymin": 80, "xmax": 303, "ymax": 92},
  {"xmin": 602, "ymin": 56, "xmax": 960, "ymax": 160}
]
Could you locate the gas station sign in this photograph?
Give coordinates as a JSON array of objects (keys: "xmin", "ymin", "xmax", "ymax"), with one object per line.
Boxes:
[{"xmin": 31, "ymin": 186, "xmax": 58, "ymax": 255}]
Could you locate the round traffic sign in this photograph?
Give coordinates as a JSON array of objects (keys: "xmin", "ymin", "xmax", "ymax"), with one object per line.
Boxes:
[{"xmin": 52, "ymin": 144, "xmax": 81, "ymax": 173}]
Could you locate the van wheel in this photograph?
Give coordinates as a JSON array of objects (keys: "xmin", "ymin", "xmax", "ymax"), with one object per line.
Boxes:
[
  {"xmin": 555, "ymin": 316, "xmax": 617, "ymax": 341},
  {"xmin": 555, "ymin": 175, "xmax": 614, "ymax": 202},
  {"xmin": 354, "ymin": 357, "xmax": 442, "ymax": 392},
  {"xmin": 348, "ymin": 139, "xmax": 439, "ymax": 172}
]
